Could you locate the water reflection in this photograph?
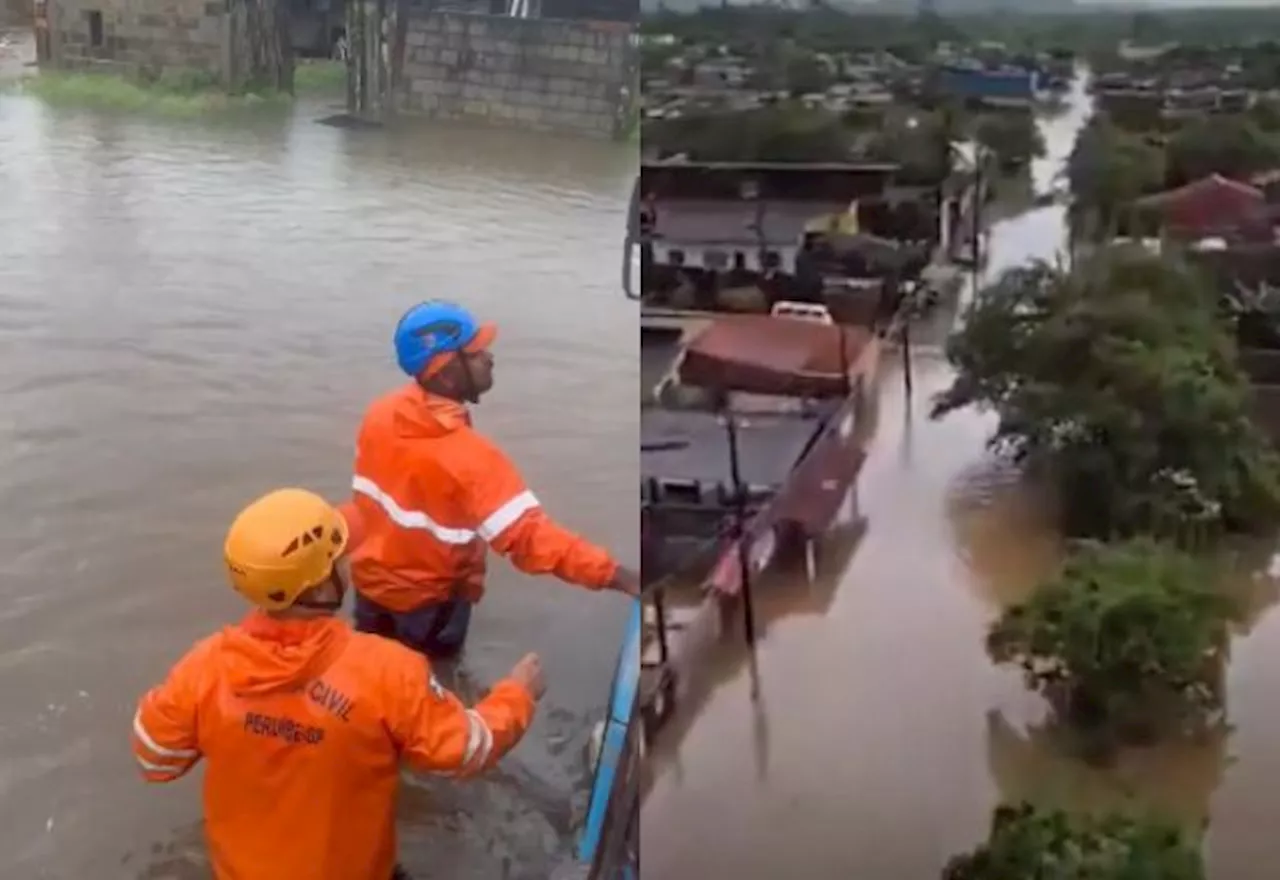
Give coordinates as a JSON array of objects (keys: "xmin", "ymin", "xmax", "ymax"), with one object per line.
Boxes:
[
  {"xmin": 644, "ymin": 515, "xmax": 868, "ymax": 796},
  {"xmin": 986, "ymin": 709, "xmax": 1227, "ymax": 831}
]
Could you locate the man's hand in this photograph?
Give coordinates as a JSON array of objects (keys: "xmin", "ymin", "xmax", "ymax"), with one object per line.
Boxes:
[
  {"xmin": 510, "ymin": 653, "xmax": 546, "ymax": 701},
  {"xmin": 606, "ymin": 565, "xmax": 640, "ymax": 597}
]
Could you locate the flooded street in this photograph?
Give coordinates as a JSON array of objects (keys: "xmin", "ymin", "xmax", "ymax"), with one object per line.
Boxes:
[
  {"xmin": 642, "ymin": 74, "xmax": 1280, "ymax": 879},
  {"xmin": 0, "ymin": 87, "xmax": 636, "ymax": 877}
]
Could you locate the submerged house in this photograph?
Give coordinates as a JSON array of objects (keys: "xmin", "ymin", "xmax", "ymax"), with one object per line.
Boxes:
[
  {"xmin": 38, "ymin": 0, "xmax": 292, "ymax": 90},
  {"xmin": 640, "ymin": 161, "xmax": 937, "ymax": 316},
  {"xmin": 641, "ymin": 161, "xmax": 899, "ymax": 278}
]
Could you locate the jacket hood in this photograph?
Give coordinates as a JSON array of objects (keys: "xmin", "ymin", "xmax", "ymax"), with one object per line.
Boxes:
[
  {"xmin": 392, "ymin": 386, "xmax": 470, "ymax": 440},
  {"xmin": 219, "ymin": 611, "xmax": 352, "ymax": 696}
]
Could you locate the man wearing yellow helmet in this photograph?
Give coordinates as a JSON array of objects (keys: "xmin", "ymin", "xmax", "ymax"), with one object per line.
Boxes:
[{"xmin": 130, "ymin": 488, "xmax": 543, "ymax": 880}]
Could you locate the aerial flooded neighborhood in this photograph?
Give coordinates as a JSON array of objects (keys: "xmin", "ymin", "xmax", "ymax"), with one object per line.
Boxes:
[{"xmin": 635, "ymin": 4, "xmax": 1280, "ymax": 879}]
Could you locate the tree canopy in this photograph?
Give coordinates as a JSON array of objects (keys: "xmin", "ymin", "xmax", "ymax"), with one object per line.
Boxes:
[
  {"xmin": 1066, "ymin": 119, "xmax": 1165, "ymax": 240},
  {"xmin": 943, "ymin": 803, "xmax": 1205, "ymax": 880},
  {"xmin": 1067, "ymin": 110, "xmax": 1280, "ymax": 242},
  {"xmin": 933, "ymin": 247, "xmax": 1280, "ymax": 540},
  {"xmin": 1164, "ymin": 116, "xmax": 1280, "ymax": 189},
  {"xmin": 643, "ymin": 5, "xmax": 1280, "ymax": 66},
  {"xmin": 975, "ymin": 113, "xmax": 1046, "ymax": 171},
  {"xmin": 643, "ymin": 105, "xmax": 856, "ymax": 163},
  {"xmin": 987, "ymin": 539, "xmax": 1234, "ymax": 742}
]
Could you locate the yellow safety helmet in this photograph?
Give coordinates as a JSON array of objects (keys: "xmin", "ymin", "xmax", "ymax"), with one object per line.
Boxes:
[{"xmin": 223, "ymin": 488, "xmax": 349, "ymax": 612}]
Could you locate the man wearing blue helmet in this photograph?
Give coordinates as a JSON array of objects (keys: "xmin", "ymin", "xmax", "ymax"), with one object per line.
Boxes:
[{"xmin": 342, "ymin": 300, "xmax": 638, "ymax": 659}]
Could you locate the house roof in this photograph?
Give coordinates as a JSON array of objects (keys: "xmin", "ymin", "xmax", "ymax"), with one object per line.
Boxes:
[
  {"xmin": 1133, "ymin": 173, "xmax": 1264, "ymax": 209},
  {"xmin": 678, "ymin": 314, "xmax": 874, "ymax": 398}
]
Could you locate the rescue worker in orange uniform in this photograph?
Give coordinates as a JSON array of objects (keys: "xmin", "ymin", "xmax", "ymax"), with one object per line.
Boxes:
[
  {"xmin": 347, "ymin": 300, "xmax": 639, "ymax": 659},
  {"xmin": 131, "ymin": 488, "xmax": 543, "ymax": 880}
]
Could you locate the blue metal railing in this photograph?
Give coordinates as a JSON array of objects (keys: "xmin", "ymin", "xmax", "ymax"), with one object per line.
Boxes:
[{"xmin": 576, "ymin": 599, "xmax": 641, "ymax": 877}]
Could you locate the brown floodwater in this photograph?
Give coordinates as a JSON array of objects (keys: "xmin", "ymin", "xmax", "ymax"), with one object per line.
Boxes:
[
  {"xmin": 0, "ymin": 64, "xmax": 636, "ymax": 878},
  {"xmin": 640, "ymin": 73, "xmax": 1280, "ymax": 880}
]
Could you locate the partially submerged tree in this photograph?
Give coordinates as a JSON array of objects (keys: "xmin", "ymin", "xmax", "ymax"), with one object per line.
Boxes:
[
  {"xmin": 1164, "ymin": 115, "xmax": 1280, "ymax": 189},
  {"xmin": 933, "ymin": 247, "xmax": 1280, "ymax": 540},
  {"xmin": 1066, "ymin": 119, "xmax": 1165, "ymax": 241},
  {"xmin": 943, "ymin": 803, "xmax": 1205, "ymax": 880},
  {"xmin": 987, "ymin": 540, "xmax": 1234, "ymax": 745}
]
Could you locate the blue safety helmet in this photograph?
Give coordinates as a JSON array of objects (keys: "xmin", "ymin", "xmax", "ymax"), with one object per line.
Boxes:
[{"xmin": 393, "ymin": 300, "xmax": 496, "ymax": 378}]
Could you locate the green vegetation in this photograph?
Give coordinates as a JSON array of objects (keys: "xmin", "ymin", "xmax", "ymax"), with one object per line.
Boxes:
[
  {"xmin": 1065, "ymin": 119, "xmax": 1166, "ymax": 240},
  {"xmin": 644, "ymin": 104, "xmax": 858, "ymax": 164},
  {"xmin": 647, "ymin": 8, "xmax": 1280, "ymax": 867},
  {"xmin": 11, "ymin": 60, "xmax": 345, "ymax": 116},
  {"xmin": 934, "ymin": 248, "xmax": 1280, "ymax": 542},
  {"xmin": 943, "ymin": 803, "xmax": 1205, "ymax": 880},
  {"xmin": 643, "ymin": 5, "xmax": 1280, "ymax": 64},
  {"xmin": 919, "ymin": 11, "xmax": 1280, "ymax": 865},
  {"xmin": 646, "ymin": 102, "xmax": 1040, "ymax": 173},
  {"xmin": 988, "ymin": 540, "xmax": 1233, "ymax": 748},
  {"xmin": 16, "ymin": 70, "xmax": 285, "ymax": 115},
  {"xmin": 642, "ymin": 9, "xmax": 1058, "ymax": 170},
  {"xmin": 974, "ymin": 113, "xmax": 1045, "ymax": 172},
  {"xmin": 294, "ymin": 60, "xmax": 347, "ymax": 93},
  {"xmin": 1068, "ymin": 102, "xmax": 1280, "ymax": 241}
]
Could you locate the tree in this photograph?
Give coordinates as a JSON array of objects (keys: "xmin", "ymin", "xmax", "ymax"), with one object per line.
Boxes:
[
  {"xmin": 642, "ymin": 105, "xmax": 855, "ymax": 163},
  {"xmin": 862, "ymin": 107, "xmax": 962, "ymax": 185},
  {"xmin": 974, "ymin": 113, "xmax": 1046, "ymax": 171},
  {"xmin": 933, "ymin": 248, "xmax": 1280, "ymax": 540},
  {"xmin": 782, "ymin": 49, "xmax": 833, "ymax": 96},
  {"xmin": 1248, "ymin": 98, "xmax": 1280, "ymax": 134},
  {"xmin": 987, "ymin": 540, "xmax": 1234, "ymax": 745},
  {"xmin": 1164, "ymin": 116, "xmax": 1280, "ymax": 189},
  {"xmin": 639, "ymin": 42, "xmax": 683, "ymax": 76},
  {"xmin": 943, "ymin": 803, "xmax": 1205, "ymax": 880},
  {"xmin": 1066, "ymin": 119, "xmax": 1165, "ymax": 241}
]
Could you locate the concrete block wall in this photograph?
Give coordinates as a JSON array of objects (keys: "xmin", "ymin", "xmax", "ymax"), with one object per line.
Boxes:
[
  {"xmin": 48, "ymin": 0, "xmax": 223, "ymax": 79},
  {"xmin": 399, "ymin": 11, "xmax": 634, "ymax": 139}
]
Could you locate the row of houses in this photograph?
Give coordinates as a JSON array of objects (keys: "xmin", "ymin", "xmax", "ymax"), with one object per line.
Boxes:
[
  {"xmin": 1093, "ymin": 82, "xmax": 1256, "ymax": 124},
  {"xmin": 641, "ymin": 38, "xmax": 1045, "ymax": 123},
  {"xmin": 638, "ymin": 158, "xmax": 980, "ymax": 316},
  {"xmin": 1090, "ymin": 39, "xmax": 1280, "ymax": 124}
]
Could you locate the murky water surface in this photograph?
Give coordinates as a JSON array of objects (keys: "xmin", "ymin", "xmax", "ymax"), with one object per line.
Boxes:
[
  {"xmin": 641, "ymin": 73, "xmax": 1280, "ymax": 880},
  {"xmin": 0, "ymin": 59, "xmax": 636, "ymax": 878}
]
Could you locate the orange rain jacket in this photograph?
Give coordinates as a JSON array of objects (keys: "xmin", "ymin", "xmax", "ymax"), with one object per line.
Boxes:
[
  {"xmin": 347, "ymin": 385, "xmax": 618, "ymax": 612},
  {"xmin": 131, "ymin": 612, "xmax": 535, "ymax": 880}
]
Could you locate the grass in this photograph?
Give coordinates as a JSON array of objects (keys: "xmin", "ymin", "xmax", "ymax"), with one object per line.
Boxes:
[
  {"xmin": 9, "ymin": 60, "xmax": 346, "ymax": 117},
  {"xmin": 295, "ymin": 59, "xmax": 346, "ymax": 93},
  {"xmin": 14, "ymin": 69, "xmax": 287, "ymax": 115}
]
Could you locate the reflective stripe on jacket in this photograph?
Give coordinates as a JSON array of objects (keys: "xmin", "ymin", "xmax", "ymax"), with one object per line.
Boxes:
[
  {"xmin": 130, "ymin": 612, "xmax": 535, "ymax": 880},
  {"xmin": 348, "ymin": 385, "xmax": 616, "ymax": 612}
]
